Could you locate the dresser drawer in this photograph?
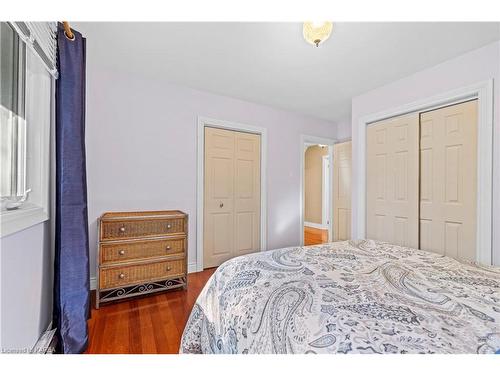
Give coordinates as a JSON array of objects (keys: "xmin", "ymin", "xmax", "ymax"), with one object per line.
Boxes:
[
  {"xmin": 97, "ymin": 210, "xmax": 188, "ymax": 308},
  {"xmin": 100, "ymin": 217, "xmax": 185, "ymax": 240},
  {"xmin": 99, "ymin": 259, "xmax": 185, "ymax": 289},
  {"xmin": 100, "ymin": 237, "xmax": 185, "ymax": 264}
]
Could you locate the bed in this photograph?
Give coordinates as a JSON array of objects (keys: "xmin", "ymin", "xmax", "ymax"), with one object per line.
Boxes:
[{"xmin": 180, "ymin": 240, "xmax": 500, "ymax": 354}]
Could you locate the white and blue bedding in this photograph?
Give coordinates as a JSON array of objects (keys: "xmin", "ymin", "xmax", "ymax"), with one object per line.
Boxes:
[{"xmin": 181, "ymin": 240, "xmax": 500, "ymax": 354}]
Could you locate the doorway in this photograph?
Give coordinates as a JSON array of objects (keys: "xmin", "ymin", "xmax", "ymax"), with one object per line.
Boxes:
[{"xmin": 303, "ymin": 142, "xmax": 333, "ymax": 245}]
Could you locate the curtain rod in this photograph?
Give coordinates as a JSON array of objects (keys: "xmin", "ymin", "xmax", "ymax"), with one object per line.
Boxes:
[{"xmin": 62, "ymin": 21, "xmax": 75, "ymax": 40}]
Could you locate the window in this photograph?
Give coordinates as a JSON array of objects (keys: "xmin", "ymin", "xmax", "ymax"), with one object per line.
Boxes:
[
  {"xmin": 0, "ymin": 22, "xmax": 53, "ymax": 236},
  {"xmin": 1, "ymin": 22, "xmax": 26, "ymax": 199}
]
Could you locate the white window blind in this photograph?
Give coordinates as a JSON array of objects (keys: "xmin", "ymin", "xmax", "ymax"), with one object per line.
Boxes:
[{"xmin": 9, "ymin": 22, "xmax": 58, "ymax": 78}]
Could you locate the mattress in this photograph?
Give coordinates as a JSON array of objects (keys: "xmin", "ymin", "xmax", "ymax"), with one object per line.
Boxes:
[{"xmin": 180, "ymin": 240, "xmax": 500, "ymax": 354}]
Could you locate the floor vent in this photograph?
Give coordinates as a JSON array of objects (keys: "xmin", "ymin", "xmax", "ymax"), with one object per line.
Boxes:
[{"xmin": 32, "ymin": 323, "xmax": 57, "ymax": 354}]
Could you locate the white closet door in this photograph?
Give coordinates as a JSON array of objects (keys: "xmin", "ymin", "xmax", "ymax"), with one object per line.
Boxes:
[
  {"xmin": 333, "ymin": 141, "xmax": 352, "ymax": 241},
  {"xmin": 204, "ymin": 127, "xmax": 261, "ymax": 268},
  {"xmin": 233, "ymin": 131, "xmax": 261, "ymax": 258},
  {"xmin": 419, "ymin": 100, "xmax": 477, "ymax": 261},
  {"xmin": 204, "ymin": 127, "xmax": 235, "ymax": 268},
  {"xmin": 366, "ymin": 113, "xmax": 419, "ymax": 248}
]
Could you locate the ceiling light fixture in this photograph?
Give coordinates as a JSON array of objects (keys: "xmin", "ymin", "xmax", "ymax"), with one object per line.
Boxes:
[{"xmin": 303, "ymin": 22, "xmax": 333, "ymax": 47}]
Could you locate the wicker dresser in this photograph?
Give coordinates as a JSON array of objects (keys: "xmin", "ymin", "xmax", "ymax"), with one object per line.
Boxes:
[{"xmin": 96, "ymin": 210, "xmax": 188, "ymax": 308}]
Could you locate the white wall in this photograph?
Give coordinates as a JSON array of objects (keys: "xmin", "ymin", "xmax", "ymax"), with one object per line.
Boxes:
[
  {"xmin": 335, "ymin": 116, "xmax": 352, "ymax": 141},
  {"xmin": 0, "ymin": 222, "xmax": 52, "ymax": 351},
  {"xmin": 350, "ymin": 41, "xmax": 500, "ymax": 265},
  {"xmin": 85, "ymin": 65, "xmax": 337, "ymax": 281}
]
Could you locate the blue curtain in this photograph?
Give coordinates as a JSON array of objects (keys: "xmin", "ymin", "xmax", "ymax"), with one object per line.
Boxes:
[{"xmin": 53, "ymin": 23, "xmax": 90, "ymax": 354}]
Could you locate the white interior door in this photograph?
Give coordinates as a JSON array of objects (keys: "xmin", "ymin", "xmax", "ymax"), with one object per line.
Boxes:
[
  {"xmin": 322, "ymin": 155, "xmax": 330, "ymax": 229},
  {"xmin": 234, "ymin": 131, "xmax": 261, "ymax": 258},
  {"xmin": 366, "ymin": 113, "xmax": 419, "ymax": 248},
  {"xmin": 204, "ymin": 127, "xmax": 261, "ymax": 268},
  {"xmin": 419, "ymin": 100, "xmax": 477, "ymax": 261},
  {"xmin": 204, "ymin": 127, "xmax": 235, "ymax": 268},
  {"xmin": 333, "ymin": 141, "xmax": 352, "ymax": 241}
]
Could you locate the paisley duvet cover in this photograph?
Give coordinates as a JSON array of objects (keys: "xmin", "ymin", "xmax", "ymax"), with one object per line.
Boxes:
[{"xmin": 180, "ymin": 240, "xmax": 500, "ymax": 354}]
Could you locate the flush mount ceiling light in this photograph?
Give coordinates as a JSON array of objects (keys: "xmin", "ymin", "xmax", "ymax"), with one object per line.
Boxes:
[{"xmin": 303, "ymin": 22, "xmax": 333, "ymax": 47}]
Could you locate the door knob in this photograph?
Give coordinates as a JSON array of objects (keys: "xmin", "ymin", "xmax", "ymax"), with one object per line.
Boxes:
[{"xmin": 219, "ymin": 202, "xmax": 224, "ymax": 208}]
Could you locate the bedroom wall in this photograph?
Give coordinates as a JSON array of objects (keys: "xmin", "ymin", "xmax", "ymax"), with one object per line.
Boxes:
[
  {"xmin": 350, "ymin": 40, "xmax": 500, "ymax": 265},
  {"xmin": 0, "ymin": 222, "xmax": 53, "ymax": 351},
  {"xmin": 83, "ymin": 63, "xmax": 337, "ymax": 281},
  {"xmin": 304, "ymin": 145, "xmax": 328, "ymax": 224},
  {"xmin": 335, "ymin": 116, "xmax": 352, "ymax": 141}
]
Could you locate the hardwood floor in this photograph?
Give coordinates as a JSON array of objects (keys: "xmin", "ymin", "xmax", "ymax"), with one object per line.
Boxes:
[
  {"xmin": 304, "ymin": 226, "xmax": 328, "ymax": 246},
  {"xmin": 85, "ymin": 268, "xmax": 216, "ymax": 354},
  {"xmin": 85, "ymin": 227, "xmax": 325, "ymax": 354}
]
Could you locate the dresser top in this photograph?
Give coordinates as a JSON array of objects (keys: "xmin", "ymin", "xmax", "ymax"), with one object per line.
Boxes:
[{"xmin": 100, "ymin": 210, "xmax": 186, "ymax": 220}]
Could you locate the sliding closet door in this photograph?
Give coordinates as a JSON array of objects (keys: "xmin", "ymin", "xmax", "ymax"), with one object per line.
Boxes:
[
  {"xmin": 419, "ymin": 100, "xmax": 477, "ymax": 261},
  {"xmin": 366, "ymin": 113, "xmax": 419, "ymax": 248},
  {"xmin": 333, "ymin": 141, "xmax": 352, "ymax": 241},
  {"xmin": 204, "ymin": 127, "xmax": 261, "ymax": 268}
]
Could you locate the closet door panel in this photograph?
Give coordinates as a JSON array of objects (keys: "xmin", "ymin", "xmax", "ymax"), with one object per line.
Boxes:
[
  {"xmin": 204, "ymin": 127, "xmax": 235, "ymax": 268},
  {"xmin": 234, "ymin": 132, "xmax": 261, "ymax": 257},
  {"xmin": 419, "ymin": 100, "xmax": 477, "ymax": 261},
  {"xmin": 367, "ymin": 113, "xmax": 419, "ymax": 248}
]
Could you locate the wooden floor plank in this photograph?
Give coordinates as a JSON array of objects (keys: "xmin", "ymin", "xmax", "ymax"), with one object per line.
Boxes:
[
  {"xmin": 138, "ymin": 297, "xmax": 158, "ymax": 354},
  {"xmin": 85, "ymin": 268, "xmax": 215, "ymax": 354},
  {"xmin": 127, "ymin": 299, "xmax": 142, "ymax": 354},
  {"xmin": 304, "ymin": 226, "xmax": 328, "ymax": 246},
  {"xmin": 148, "ymin": 295, "xmax": 171, "ymax": 354},
  {"xmin": 112, "ymin": 300, "xmax": 131, "ymax": 354}
]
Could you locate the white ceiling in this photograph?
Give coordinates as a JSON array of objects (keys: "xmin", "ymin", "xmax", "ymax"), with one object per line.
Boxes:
[{"xmin": 74, "ymin": 22, "xmax": 500, "ymax": 122}]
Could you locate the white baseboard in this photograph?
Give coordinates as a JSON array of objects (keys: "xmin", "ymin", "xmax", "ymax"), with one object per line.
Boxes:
[
  {"xmin": 187, "ymin": 262, "xmax": 198, "ymax": 273},
  {"xmin": 89, "ymin": 262, "xmax": 199, "ymax": 291},
  {"xmin": 304, "ymin": 221, "xmax": 328, "ymax": 230}
]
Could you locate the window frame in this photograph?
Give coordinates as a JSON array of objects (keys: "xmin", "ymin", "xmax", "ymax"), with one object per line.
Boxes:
[
  {"xmin": 1, "ymin": 22, "xmax": 26, "ymax": 199},
  {"xmin": 0, "ymin": 28, "xmax": 53, "ymax": 238}
]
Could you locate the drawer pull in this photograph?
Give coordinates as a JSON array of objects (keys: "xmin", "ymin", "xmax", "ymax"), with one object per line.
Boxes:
[
  {"xmin": 166, "ymin": 224, "xmax": 172, "ymax": 229},
  {"xmin": 119, "ymin": 226, "xmax": 126, "ymax": 233},
  {"xmin": 166, "ymin": 245, "xmax": 171, "ymax": 251},
  {"xmin": 119, "ymin": 273, "xmax": 125, "ymax": 279},
  {"xmin": 118, "ymin": 250, "xmax": 125, "ymax": 255},
  {"xmin": 166, "ymin": 266, "xmax": 172, "ymax": 271}
]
